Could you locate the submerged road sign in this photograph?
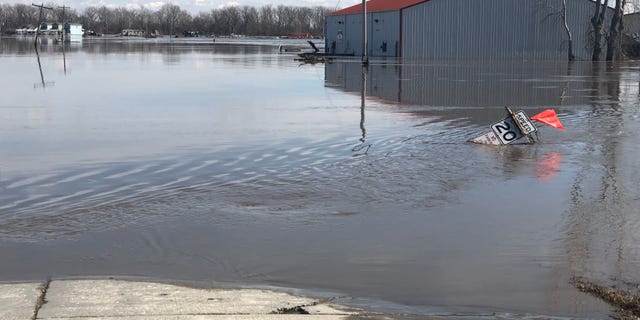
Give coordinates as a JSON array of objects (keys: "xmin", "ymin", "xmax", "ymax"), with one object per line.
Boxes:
[
  {"xmin": 468, "ymin": 130, "xmax": 501, "ymax": 145},
  {"xmin": 513, "ymin": 111, "xmax": 537, "ymax": 135},
  {"xmin": 468, "ymin": 108, "xmax": 563, "ymax": 145},
  {"xmin": 469, "ymin": 108, "xmax": 540, "ymax": 145},
  {"xmin": 490, "ymin": 111, "xmax": 536, "ymax": 145}
]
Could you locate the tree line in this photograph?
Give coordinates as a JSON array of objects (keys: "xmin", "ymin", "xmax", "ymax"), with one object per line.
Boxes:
[{"xmin": 0, "ymin": 3, "xmax": 329, "ymax": 37}]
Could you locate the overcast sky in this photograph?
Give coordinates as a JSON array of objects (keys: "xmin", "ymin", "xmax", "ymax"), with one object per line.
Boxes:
[{"xmin": 4, "ymin": 0, "xmax": 361, "ymax": 13}]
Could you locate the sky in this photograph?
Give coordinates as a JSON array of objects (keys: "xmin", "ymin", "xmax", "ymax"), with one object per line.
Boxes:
[{"xmin": 3, "ymin": 0, "xmax": 362, "ymax": 13}]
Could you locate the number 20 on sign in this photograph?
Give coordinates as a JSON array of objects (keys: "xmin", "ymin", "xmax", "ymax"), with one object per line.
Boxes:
[
  {"xmin": 491, "ymin": 117, "xmax": 521, "ymax": 144},
  {"xmin": 490, "ymin": 113, "xmax": 534, "ymax": 145},
  {"xmin": 490, "ymin": 111, "xmax": 537, "ymax": 144}
]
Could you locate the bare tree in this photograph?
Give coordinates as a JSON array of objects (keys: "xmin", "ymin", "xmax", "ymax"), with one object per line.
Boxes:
[
  {"xmin": 561, "ymin": 0, "xmax": 575, "ymax": 60},
  {"xmin": 216, "ymin": 6, "xmax": 242, "ymax": 35},
  {"xmin": 158, "ymin": 4, "xmax": 181, "ymax": 36},
  {"xmin": 537, "ymin": 0, "xmax": 574, "ymax": 61},
  {"xmin": 81, "ymin": 7, "xmax": 98, "ymax": 32},
  {"xmin": 592, "ymin": 0, "xmax": 609, "ymax": 61},
  {"xmin": 0, "ymin": 5, "xmax": 7, "ymax": 33},
  {"xmin": 240, "ymin": 6, "xmax": 259, "ymax": 35},
  {"xmin": 96, "ymin": 6, "xmax": 113, "ymax": 34},
  {"xmin": 192, "ymin": 11, "xmax": 212, "ymax": 34},
  {"xmin": 259, "ymin": 5, "xmax": 276, "ymax": 35},
  {"xmin": 14, "ymin": 4, "xmax": 38, "ymax": 27},
  {"xmin": 606, "ymin": 0, "xmax": 626, "ymax": 60},
  {"xmin": 52, "ymin": 6, "xmax": 79, "ymax": 23}
]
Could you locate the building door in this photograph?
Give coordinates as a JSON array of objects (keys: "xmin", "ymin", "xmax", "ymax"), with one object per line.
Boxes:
[
  {"xmin": 326, "ymin": 16, "xmax": 347, "ymax": 55},
  {"xmin": 370, "ymin": 12, "xmax": 400, "ymax": 57}
]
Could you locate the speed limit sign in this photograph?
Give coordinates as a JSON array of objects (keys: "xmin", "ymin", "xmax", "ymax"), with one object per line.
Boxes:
[{"xmin": 490, "ymin": 111, "xmax": 536, "ymax": 144}]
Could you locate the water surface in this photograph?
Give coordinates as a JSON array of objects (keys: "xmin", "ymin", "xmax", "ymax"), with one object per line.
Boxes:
[{"xmin": 1, "ymin": 36, "xmax": 640, "ymax": 319}]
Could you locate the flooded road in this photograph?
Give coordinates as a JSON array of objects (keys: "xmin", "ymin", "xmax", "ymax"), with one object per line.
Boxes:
[{"xmin": 1, "ymin": 36, "xmax": 640, "ymax": 318}]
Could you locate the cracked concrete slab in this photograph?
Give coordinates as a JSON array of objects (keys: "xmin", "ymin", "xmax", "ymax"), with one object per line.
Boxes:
[
  {"xmin": 0, "ymin": 282, "xmax": 41, "ymax": 320},
  {"xmin": 36, "ymin": 280, "xmax": 356, "ymax": 320}
]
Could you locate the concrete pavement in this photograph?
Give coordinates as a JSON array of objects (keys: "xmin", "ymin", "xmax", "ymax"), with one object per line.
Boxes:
[
  {"xmin": 0, "ymin": 282, "xmax": 42, "ymax": 320},
  {"xmin": 0, "ymin": 279, "xmax": 380, "ymax": 320}
]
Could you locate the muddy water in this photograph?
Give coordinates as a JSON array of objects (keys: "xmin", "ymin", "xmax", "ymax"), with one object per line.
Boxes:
[{"xmin": 1, "ymin": 36, "xmax": 640, "ymax": 318}]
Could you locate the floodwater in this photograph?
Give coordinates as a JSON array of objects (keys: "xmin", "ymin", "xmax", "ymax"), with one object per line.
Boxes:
[{"xmin": 1, "ymin": 36, "xmax": 640, "ymax": 319}]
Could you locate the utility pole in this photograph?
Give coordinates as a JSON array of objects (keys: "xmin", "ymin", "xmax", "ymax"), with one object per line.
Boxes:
[
  {"xmin": 362, "ymin": 0, "xmax": 368, "ymax": 66},
  {"xmin": 59, "ymin": 5, "xmax": 69, "ymax": 42},
  {"xmin": 32, "ymin": 3, "xmax": 53, "ymax": 48}
]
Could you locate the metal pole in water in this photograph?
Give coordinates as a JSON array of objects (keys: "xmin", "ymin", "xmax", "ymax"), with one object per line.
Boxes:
[
  {"xmin": 362, "ymin": 0, "xmax": 368, "ymax": 66},
  {"xmin": 59, "ymin": 5, "xmax": 69, "ymax": 43},
  {"xmin": 361, "ymin": 65, "xmax": 367, "ymax": 142},
  {"xmin": 32, "ymin": 3, "xmax": 52, "ymax": 48},
  {"xmin": 33, "ymin": 3, "xmax": 44, "ymax": 47}
]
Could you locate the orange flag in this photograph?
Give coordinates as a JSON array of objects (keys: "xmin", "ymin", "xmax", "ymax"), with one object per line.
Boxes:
[{"xmin": 531, "ymin": 109, "xmax": 564, "ymax": 130}]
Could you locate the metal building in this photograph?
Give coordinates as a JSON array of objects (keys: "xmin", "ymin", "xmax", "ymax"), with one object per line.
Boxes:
[
  {"xmin": 325, "ymin": 0, "xmax": 425, "ymax": 57},
  {"xmin": 325, "ymin": 0, "xmax": 613, "ymax": 60}
]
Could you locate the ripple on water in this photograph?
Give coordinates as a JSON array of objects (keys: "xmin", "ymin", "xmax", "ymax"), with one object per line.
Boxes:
[
  {"xmin": 0, "ymin": 121, "xmax": 471, "ymax": 242},
  {"xmin": 3, "ymin": 103, "xmax": 639, "ymax": 251}
]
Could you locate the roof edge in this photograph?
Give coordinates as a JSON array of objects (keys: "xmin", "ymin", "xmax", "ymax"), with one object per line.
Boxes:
[{"xmin": 328, "ymin": 0, "xmax": 428, "ymax": 16}]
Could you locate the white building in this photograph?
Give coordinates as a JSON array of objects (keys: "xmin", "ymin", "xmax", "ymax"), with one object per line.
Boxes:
[{"xmin": 35, "ymin": 22, "xmax": 83, "ymax": 41}]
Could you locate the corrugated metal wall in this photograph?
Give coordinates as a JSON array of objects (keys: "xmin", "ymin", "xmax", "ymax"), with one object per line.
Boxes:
[
  {"xmin": 370, "ymin": 11, "xmax": 401, "ymax": 57},
  {"xmin": 325, "ymin": 15, "xmax": 347, "ymax": 54},
  {"xmin": 325, "ymin": 11, "xmax": 401, "ymax": 57},
  {"xmin": 624, "ymin": 12, "xmax": 640, "ymax": 35},
  {"xmin": 345, "ymin": 14, "xmax": 364, "ymax": 55},
  {"xmin": 402, "ymin": 0, "xmax": 612, "ymax": 60}
]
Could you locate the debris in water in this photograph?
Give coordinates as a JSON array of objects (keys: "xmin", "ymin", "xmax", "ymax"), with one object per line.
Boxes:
[
  {"xmin": 468, "ymin": 107, "xmax": 564, "ymax": 145},
  {"xmin": 572, "ymin": 277, "xmax": 640, "ymax": 320},
  {"xmin": 295, "ymin": 41, "xmax": 334, "ymax": 64}
]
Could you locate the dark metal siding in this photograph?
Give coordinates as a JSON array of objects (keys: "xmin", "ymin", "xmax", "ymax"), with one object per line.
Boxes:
[
  {"xmin": 402, "ymin": 0, "xmax": 612, "ymax": 60},
  {"xmin": 623, "ymin": 12, "xmax": 640, "ymax": 36},
  {"xmin": 325, "ymin": 15, "xmax": 347, "ymax": 55},
  {"xmin": 370, "ymin": 11, "xmax": 401, "ymax": 57},
  {"xmin": 325, "ymin": 11, "xmax": 401, "ymax": 57}
]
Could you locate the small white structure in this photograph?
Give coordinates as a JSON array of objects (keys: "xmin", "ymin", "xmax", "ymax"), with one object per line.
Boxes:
[
  {"xmin": 65, "ymin": 23, "xmax": 83, "ymax": 36},
  {"xmin": 64, "ymin": 23, "xmax": 83, "ymax": 42},
  {"xmin": 15, "ymin": 27, "xmax": 38, "ymax": 35},
  {"xmin": 122, "ymin": 29, "xmax": 146, "ymax": 37},
  {"xmin": 30, "ymin": 22, "xmax": 83, "ymax": 41}
]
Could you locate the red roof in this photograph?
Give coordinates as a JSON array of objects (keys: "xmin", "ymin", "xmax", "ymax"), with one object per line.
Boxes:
[{"xmin": 329, "ymin": 0, "xmax": 427, "ymax": 15}]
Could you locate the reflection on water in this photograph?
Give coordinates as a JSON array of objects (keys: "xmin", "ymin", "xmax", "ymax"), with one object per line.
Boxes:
[
  {"xmin": 34, "ymin": 46, "xmax": 47, "ymax": 88},
  {"xmin": 1, "ymin": 37, "xmax": 640, "ymax": 319},
  {"xmin": 562, "ymin": 63, "xmax": 640, "ymax": 298},
  {"xmin": 535, "ymin": 152, "xmax": 563, "ymax": 181},
  {"xmin": 352, "ymin": 65, "xmax": 371, "ymax": 156},
  {"xmin": 325, "ymin": 59, "xmax": 609, "ymax": 125}
]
